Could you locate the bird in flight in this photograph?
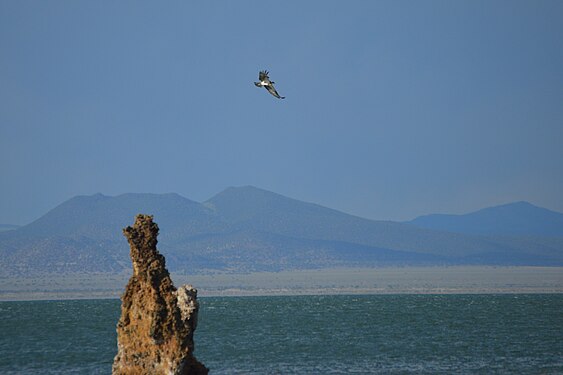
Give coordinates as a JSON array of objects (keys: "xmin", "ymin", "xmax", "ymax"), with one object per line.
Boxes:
[{"xmin": 254, "ymin": 70, "xmax": 285, "ymax": 99}]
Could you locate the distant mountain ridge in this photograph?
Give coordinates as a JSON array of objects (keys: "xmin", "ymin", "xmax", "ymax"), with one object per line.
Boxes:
[
  {"xmin": 408, "ymin": 201, "xmax": 563, "ymax": 237},
  {"xmin": 1, "ymin": 186, "xmax": 562, "ymax": 276}
]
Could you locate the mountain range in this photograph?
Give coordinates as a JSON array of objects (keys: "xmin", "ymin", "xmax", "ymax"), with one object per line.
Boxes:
[
  {"xmin": 408, "ymin": 201, "xmax": 563, "ymax": 237},
  {"xmin": 1, "ymin": 186, "xmax": 562, "ymax": 276}
]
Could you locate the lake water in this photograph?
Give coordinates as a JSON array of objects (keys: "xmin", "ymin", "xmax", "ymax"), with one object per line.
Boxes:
[{"xmin": 0, "ymin": 294, "xmax": 562, "ymax": 374}]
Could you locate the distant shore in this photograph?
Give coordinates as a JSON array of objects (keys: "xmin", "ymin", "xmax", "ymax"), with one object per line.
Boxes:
[{"xmin": 1, "ymin": 266, "xmax": 562, "ymax": 301}]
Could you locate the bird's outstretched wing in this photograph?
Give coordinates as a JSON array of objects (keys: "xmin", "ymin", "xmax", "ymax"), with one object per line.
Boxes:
[
  {"xmin": 258, "ymin": 70, "xmax": 269, "ymax": 82},
  {"xmin": 265, "ymin": 84, "xmax": 285, "ymax": 99}
]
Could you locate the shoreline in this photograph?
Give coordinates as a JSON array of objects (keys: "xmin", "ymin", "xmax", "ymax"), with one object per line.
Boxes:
[
  {"xmin": 2, "ymin": 288, "xmax": 563, "ymax": 303},
  {"xmin": 1, "ymin": 266, "xmax": 562, "ymax": 302}
]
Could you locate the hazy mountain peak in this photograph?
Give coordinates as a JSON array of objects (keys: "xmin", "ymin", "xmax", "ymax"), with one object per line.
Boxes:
[
  {"xmin": 208, "ymin": 185, "xmax": 282, "ymax": 200},
  {"xmin": 207, "ymin": 185, "xmax": 291, "ymax": 208},
  {"xmin": 409, "ymin": 201, "xmax": 563, "ymax": 237},
  {"xmin": 15, "ymin": 192, "xmax": 208, "ymax": 238},
  {"xmin": 473, "ymin": 201, "xmax": 537, "ymax": 214},
  {"xmin": 205, "ymin": 185, "xmax": 346, "ymax": 224}
]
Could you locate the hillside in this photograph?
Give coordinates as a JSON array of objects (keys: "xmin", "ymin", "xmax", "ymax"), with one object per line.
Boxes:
[
  {"xmin": 408, "ymin": 201, "xmax": 563, "ymax": 237},
  {"xmin": 1, "ymin": 187, "xmax": 562, "ymax": 276}
]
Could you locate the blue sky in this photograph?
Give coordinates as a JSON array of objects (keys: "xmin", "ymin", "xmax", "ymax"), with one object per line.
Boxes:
[{"xmin": 1, "ymin": 1, "xmax": 562, "ymax": 225}]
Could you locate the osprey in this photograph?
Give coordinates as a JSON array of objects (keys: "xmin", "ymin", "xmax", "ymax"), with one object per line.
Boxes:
[{"xmin": 254, "ymin": 70, "xmax": 285, "ymax": 99}]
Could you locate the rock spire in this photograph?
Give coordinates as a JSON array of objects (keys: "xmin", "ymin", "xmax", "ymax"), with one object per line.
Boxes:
[{"xmin": 112, "ymin": 214, "xmax": 208, "ymax": 375}]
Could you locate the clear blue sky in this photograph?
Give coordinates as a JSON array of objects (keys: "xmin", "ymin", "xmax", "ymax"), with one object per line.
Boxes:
[{"xmin": 1, "ymin": 1, "xmax": 562, "ymax": 225}]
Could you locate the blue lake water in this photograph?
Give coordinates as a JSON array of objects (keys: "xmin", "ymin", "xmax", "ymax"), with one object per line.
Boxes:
[{"xmin": 0, "ymin": 294, "xmax": 562, "ymax": 374}]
